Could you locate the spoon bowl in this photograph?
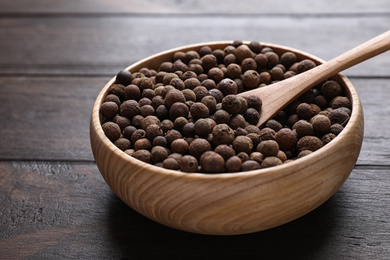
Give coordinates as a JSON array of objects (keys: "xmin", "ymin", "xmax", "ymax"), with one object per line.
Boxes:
[{"xmin": 90, "ymin": 41, "xmax": 364, "ymax": 235}]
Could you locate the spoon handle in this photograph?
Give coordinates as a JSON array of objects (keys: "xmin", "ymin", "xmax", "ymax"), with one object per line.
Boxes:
[{"xmin": 241, "ymin": 30, "xmax": 390, "ymax": 127}]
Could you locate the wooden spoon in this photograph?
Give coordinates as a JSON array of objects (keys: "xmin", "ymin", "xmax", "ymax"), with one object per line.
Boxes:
[{"xmin": 239, "ymin": 30, "xmax": 390, "ymax": 127}]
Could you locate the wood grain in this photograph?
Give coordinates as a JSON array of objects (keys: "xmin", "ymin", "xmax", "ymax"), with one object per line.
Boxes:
[
  {"xmin": 0, "ymin": 16, "xmax": 389, "ymax": 76},
  {"xmin": 0, "ymin": 0, "xmax": 389, "ymax": 14},
  {"xmin": 0, "ymin": 161, "xmax": 388, "ymax": 259}
]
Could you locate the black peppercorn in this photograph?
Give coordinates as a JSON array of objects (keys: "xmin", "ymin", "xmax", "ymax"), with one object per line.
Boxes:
[
  {"xmin": 200, "ymin": 151, "xmax": 225, "ymax": 173},
  {"xmin": 179, "ymin": 155, "xmax": 199, "ymax": 172}
]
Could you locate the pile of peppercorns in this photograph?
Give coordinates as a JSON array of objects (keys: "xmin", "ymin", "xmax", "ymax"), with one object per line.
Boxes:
[{"xmin": 100, "ymin": 40, "xmax": 351, "ymax": 173}]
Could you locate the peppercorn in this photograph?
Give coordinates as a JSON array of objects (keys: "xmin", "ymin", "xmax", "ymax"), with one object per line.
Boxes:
[
  {"xmin": 109, "ymin": 84, "xmax": 126, "ymax": 100},
  {"xmin": 114, "ymin": 137, "xmax": 131, "ymax": 151},
  {"xmin": 162, "ymin": 73, "xmax": 178, "ymax": 85},
  {"xmin": 235, "ymin": 44, "xmax": 253, "ymax": 63},
  {"xmin": 193, "ymin": 86, "xmax": 209, "ymax": 102},
  {"xmin": 242, "ymin": 70, "xmax": 260, "ymax": 89},
  {"xmin": 232, "ymin": 136, "xmax": 253, "ymax": 154},
  {"xmin": 330, "ymin": 96, "xmax": 351, "ymax": 109},
  {"xmin": 138, "ymin": 97, "xmax": 152, "ymax": 107},
  {"xmin": 190, "ymin": 102, "xmax": 209, "ymax": 119},
  {"xmin": 256, "ymin": 140, "xmax": 279, "ymax": 156},
  {"xmin": 145, "ymin": 124, "xmax": 163, "ymax": 140},
  {"xmin": 139, "ymin": 104, "xmax": 155, "ymax": 117},
  {"xmin": 296, "ymin": 102, "xmax": 313, "ymax": 119},
  {"xmin": 172, "ymin": 59, "xmax": 188, "ymax": 72},
  {"xmin": 119, "ymin": 100, "xmax": 140, "ymax": 118},
  {"xmin": 179, "ymin": 155, "xmax": 198, "ymax": 172},
  {"xmin": 169, "ymin": 102, "xmax": 189, "ymax": 120},
  {"xmin": 250, "ymin": 152, "xmax": 264, "ymax": 164},
  {"xmin": 241, "ymin": 58, "xmax": 257, "ymax": 72},
  {"xmin": 214, "ymin": 109, "xmax": 230, "ymax": 125},
  {"xmin": 292, "ymin": 120, "xmax": 314, "ymax": 138},
  {"xmin": 217, "ymin": 78, "xmax": 238, "ymax": 96},
  {"xmin": 188, "ymin": 64, "xmax": 204, "ymax": 75},
  {"xmin": 229, "ymin": 114, "xmax": 246, "ymax": 130},
  {"xmin": 237, "ymin": 152, "xmax": 249, "ymax": 162},
  {"xmin": 199, "ymin": 46, "xmax": 212, "ymax": 57},
  {"xmin": 213, "ymin": 145, "xmax": 235, "ymax": 161},
  {"xmin": 322, "ymin": 133, "xmax": 336, "ymax": 145},
  {"xmin": 297, "ymin": 59, "xmax": 316, "ymax": 73},
  {"xmin": 181, "ymin": 89, "xmax": 197, "ymax": 102},
  {"xmin": 208, "ymin": 67, "xmax": 224, "ymax": 83},
  {"xmin": 221, "ymin": 95, "xmax": 241, "ymax": 114},
  {"xmin": 130, "ymin": 129, "xmax": 146, "ymax": 143},
  {"xmin": 142, "ymin": 89, "xmax": 155, "ymax": 100},
  {"xmin": 328, "ymin": 108, "xmax": 350, "ymax": 125},
  {"xmin": 171, "ymin": 138, "xmax": 189, "ymax": 155},
  {"xmin": 321, "ymin": 80, "xmax": 342, "ymax": 100},
  {"xmin": 212, "ymin": 124, "xmax": 235, "ymax": 146},
  {"xmin": 274, "ymin": 128, "xmax": 297, "ymax": 151},
  {"xmin": 133, "ymin": 149, "xmax": 152, "ymax": 163},
  {"xmin": 241, "ymin": 160, "xmax": 261, "ymax": 171},
  {"xmin": 134, "ymin": 138, "xmax": 152, "ymax": 151},
  {"xmin": 163, "ymin": 90, "xmax": 185, "ymax": 109},
  {"xmin": 330, "ymin": 123, "xmax": 344, "ymax": 135},
  {"xmin": 259, "ymin": 71, "xmax": 271, "ymax": 84},
  {"xmin": 138, "ymin": 77, "xmax": 153, "ymax": 91},
  {"xmin": 264, "ymin": 51, "xmax": 279, "ymax": 68},
  {"xmin": 200, "ymin": 151, "xmax": 225, "ymax": 173},
  {"xmin": 265, "ymin": 119, "xmax": 282, "ymax": 132},
  {"xmin": 201, "ymin": 54, "xmax": 217, "ymax": 71},
  {"xmin": 270, "ymin": 66, "xmax": 285, "ymax": 81},
  {"xmin": 165, "ymin": 129, "xmax": 182, "ymax": 145},
  {"xmin": 102, "ymin": 122, "xmax": 121, "ymax": 142},
  {"xmin": 100, "ymin": 101, "xmax": 118, "ymax": 120},
  {"xmin": 296, "ymin": 136, "xmax": 323, "ymax": 153},
  {"xmin": 181, "ymin": 122, "xmax": 194, "ymax": 137},
  {"xmin": 123, "ymin": 125, "xmax": 137, "ymax": 140},
  {"xmin": 159, "ymin": 62, "xmax": 173, "ymax": 73},
  {"xmin": 199, "ymin": 96, "xmax": 216, "ymax": 115},
  {"xmin": 311, "ymin": 114, "xmax": 331, "ymax": 135},
  {"xmin": 261, "ymin": 157, "xmax": 282, "ymax": 168},
  {"xmin": 258, "ymin": 127, "xmax": 276, "ymax": 141},
  {"xmin": 284, "ymin": 71, "xmax": 297, "ymax": 79},
  {"xmin": 286, "ymin": 114, "xmax": 299, "ymax": 128},
  {"xmin": 189, "ymin": 138, "xmax": 211, "ymax": 159},
  {"xmin": 280, "ymin": 52, "xmax": 297, "ymax": 68},
  {"xmin": 141, "ymin": 115, "xmax": 160, "ymax": 130},
  {"xmin": 115, "ymin": 70, "xmax": 133, "ymax": 85},
  {"xmin": 153, "ymin": 136, "xmax": 167, "ymax": 147},
  {"xmin": 194, "ymin": 118, "xmax": 211, "ymax": 137},
  {"xmin": 315, "ymin": 100, "xmax": 329, "ymax": 114},
  {"xmin": 151, "ymin": 146, "xmax": 169, "ymax": 163},
  {"xmin": 235, "ymin": 127, "xmax": 248, "ymax": 136},
  {"xmin": 104, "ymin": 94, "xmax": 121, "ymax": 107},
  {"xmin": 246, "ymin": 133, "xmax": 260, "ymax": 147},
  {"xmin": 162, "ymin": 157, "xmax": 179, "ymax": 170},
  {"xmin": 297, "ymin": 150, "xmax": 312, "ymax": 159},
  {"xmin": 124, "ymin": 149, "xmax": 135, "ymax": 157},
  {"xmin": 254, "ymin": 53, "xmax": 268, "ymax": 68},
  {"xmin": 225, "ymin": 63, "xmax": 241, "ymax": 79},
  {"xmin": 225, "ymin": 156, "xmax": 242, "ymax": 172}
]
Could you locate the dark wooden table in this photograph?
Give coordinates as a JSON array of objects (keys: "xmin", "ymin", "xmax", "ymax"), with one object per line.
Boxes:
[{"xmin": 1, "ymin": 1, "xmax": 389, "ymax": 259}]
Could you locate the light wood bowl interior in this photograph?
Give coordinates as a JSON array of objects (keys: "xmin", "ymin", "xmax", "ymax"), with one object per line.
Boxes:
[{"xmin": 90, "ymin": 41, "xmax": 364, "ymax": 235}]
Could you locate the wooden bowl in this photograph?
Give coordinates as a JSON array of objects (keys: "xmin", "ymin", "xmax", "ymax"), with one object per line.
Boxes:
[{"xmin": 90, "ymin": 41, "xmax": 364, "ymax": 235}]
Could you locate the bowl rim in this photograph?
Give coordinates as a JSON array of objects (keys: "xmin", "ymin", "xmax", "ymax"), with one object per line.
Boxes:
[{"xmin": 91, "ymin": 41, "xmax": 363, "ymax": 180}]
